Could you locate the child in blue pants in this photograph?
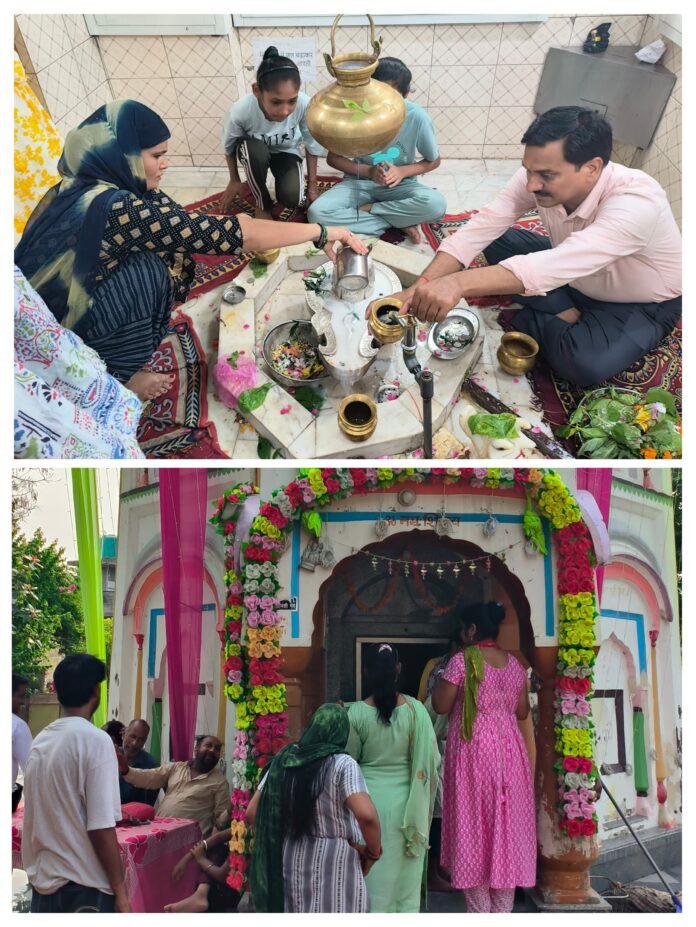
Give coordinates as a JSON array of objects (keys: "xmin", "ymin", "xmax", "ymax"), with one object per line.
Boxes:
[{"xmin": 307, "ymin": 58, "xmax": 446, "ymax": 243}]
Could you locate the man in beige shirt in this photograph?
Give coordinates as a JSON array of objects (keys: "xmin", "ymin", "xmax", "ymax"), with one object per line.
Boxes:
[{"xmin": 117, "ymin": 735, "xmax": 230, "ymax": 838}]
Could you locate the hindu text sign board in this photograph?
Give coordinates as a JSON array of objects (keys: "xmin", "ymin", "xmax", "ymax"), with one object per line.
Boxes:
[{"xmin": 252, "ymin": 37, "xmax": 317, "ymax": 83}]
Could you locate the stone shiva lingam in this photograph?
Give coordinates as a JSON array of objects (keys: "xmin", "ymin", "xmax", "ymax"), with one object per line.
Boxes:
[{"xmin": 306, "ymin": 247, "xmax": 403, "ymax": 390}]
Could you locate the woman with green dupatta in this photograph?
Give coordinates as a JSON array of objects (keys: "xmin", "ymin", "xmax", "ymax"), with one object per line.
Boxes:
[
  {"xmin": 247, "ymin": 703, "xmax": 381, "ymax": 913},
  {"xmin": 345, "ymin": 643, "xmax": 440, "ymax": 912},
  {"xmin": 432, "ymin": 602, "xmax": 536, "ymax": 913}
]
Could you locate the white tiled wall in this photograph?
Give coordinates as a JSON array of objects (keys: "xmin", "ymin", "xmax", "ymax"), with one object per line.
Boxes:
[
  {"xmin": 633, "ymin": 16, "xmax": 682, "ymax": 227},
  {"xmin": 15, "ymin": 13, "xmax": 681, "ymax": 220}
]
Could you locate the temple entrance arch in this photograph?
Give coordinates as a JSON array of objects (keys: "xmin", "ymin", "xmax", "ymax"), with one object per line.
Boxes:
[{"xmin": 286, "ymin": 529, "xmax": 535, "ymax": 732}]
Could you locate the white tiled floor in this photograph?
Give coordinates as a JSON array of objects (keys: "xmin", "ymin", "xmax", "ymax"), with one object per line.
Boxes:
[{"xmin": 165, "ymin": 158, "xmax": 552, "ymax": 460}]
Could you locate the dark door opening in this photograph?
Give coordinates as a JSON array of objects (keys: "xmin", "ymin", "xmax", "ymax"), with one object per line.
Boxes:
[{"xmin": 356, "ymin": 637, "xmax": 449, "ymax": 700}]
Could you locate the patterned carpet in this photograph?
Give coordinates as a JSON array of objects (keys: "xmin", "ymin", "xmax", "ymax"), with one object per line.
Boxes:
[{"xmin": 136, "ymin": 312, "xmax": 227, "ymax": 458}]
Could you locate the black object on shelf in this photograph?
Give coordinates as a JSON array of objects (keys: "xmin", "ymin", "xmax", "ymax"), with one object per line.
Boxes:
[{"xmin": 583, "ymin": 22, "xmax": 612, "ymax": 54}]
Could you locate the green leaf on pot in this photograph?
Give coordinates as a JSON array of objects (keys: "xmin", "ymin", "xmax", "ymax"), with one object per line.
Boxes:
[{"xmin": 237, "ymin": 383, "xmax": 273, "ymax": 413}]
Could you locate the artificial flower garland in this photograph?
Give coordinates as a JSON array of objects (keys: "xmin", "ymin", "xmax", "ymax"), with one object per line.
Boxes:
[{"xmin": 211, "ymin": 468, "xmax": 599, "ymax": 888}]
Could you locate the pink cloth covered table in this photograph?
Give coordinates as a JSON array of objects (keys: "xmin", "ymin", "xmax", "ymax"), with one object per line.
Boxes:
[{"xmin": 12, "ymin": 807, "xmax": 203, "ymax": 913}]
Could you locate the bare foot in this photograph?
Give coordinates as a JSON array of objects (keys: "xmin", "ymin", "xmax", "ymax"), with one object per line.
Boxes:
[
  {"xmin": 359, "ymin": 202, "xmax": 374, "ymax": 213},
  {"xmin": 403, "ymin": 224, "xmax": 422, "ymax": 244},
  {"xmin": 125, "ymin": 370, "xmax": 174, "ymax": 401},
  {"xmin": 556, "ymin": 306, "xmax": 582, "ymax": 324},
  {"xmin": 255, "ymin": 207, "xmax": 273, "ymax": 220},
  {"xmin": 163, "ymin": 885, "xmax": 209, "ymax": 913}
]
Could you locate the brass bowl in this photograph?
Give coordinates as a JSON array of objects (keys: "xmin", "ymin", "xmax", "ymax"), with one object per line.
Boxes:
[
  {"xmin": 497, "ymin": 332, "xmax": 539, "ymax": 375},
  {"xmin": 368, "ymin": 297, "xmax": 405, "ymax": 345},
  {"xmin": 338, "ymin": 394, "xmax": 377, "ymax": 441},
  {"xmin": 254, "ymin": 248, "xmax": 281, "ymax": 264}
]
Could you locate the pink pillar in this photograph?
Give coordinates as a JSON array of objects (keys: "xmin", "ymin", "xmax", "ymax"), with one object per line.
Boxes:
[{"xmin": 159, "ymin": 470, "xmax": 208, "ymax": 760}]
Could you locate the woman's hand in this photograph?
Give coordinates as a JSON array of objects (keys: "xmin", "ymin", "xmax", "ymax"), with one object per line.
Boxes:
[
  {"xmin": 324, "ymin": 227, "xmax": 369, "ymax": 262},
  {"xmin": 306, "ymin": 182, "xmax": 320, "ymax": 205},
  {"xmin": 220, "ymin": 180, "xmax": 246, "ymax": 213},
  {"xmin": 348, "ymin": 841, "xmax": 381, "ymax": 877},
  {"xmin": 171, "ymin": 853, "xmax": 191, "ymax": 882}
]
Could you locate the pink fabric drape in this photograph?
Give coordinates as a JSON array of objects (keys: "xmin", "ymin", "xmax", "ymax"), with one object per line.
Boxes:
[
  {"xmin": 159, "ymin": 470, "xmax": 208, "ymax": 760},
  {"xmin": 576, "ymin": 468, "xmax": 613, "ymax": 601}
]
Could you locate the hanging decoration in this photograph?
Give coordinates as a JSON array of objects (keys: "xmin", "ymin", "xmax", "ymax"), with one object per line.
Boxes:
[
  {"xmin": 482, "ymin": 511, "xmax": 498, "ymax": 538},
  {"xmin": 211, "ymin": 467, "xmax": 600, "ymax": 889},
  {"xmin": 356, "ymin": 538, "xmax": 523, "ymax": 575}
]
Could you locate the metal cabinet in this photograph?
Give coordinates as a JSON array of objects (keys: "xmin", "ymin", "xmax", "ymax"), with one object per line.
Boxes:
[{"xmin": 534, "ymin": 46, "xmax": 676, "ymax": 149}]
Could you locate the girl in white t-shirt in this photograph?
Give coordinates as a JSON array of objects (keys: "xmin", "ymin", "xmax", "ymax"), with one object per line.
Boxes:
[{"xmin": 221, "ymin": 46, "xmax": 324, "ymax": 218}]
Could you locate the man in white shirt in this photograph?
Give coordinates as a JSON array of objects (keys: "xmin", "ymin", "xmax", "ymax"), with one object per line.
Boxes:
[
  {"xmin": 22, "ymin": 653, "xmax": 130, "ymax": 913},
  {"xmin": 12, "ymin": 673, "xmax": 32, "ymax": 811}
]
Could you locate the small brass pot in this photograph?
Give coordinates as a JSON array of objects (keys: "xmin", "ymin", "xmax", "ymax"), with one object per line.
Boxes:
[
  {"xmin": 338, "ymin": 394, "xmax": 377, "ymax": 441},
  {"xmin": 368, "ymin": 297, "xmax": 405, "ymax": 345},
  {"xmin": 497, "ymin": 332, "xmax": 539, "ymax": 375},
  {"xmin": 254, "ymin": 248, "xmax": 281, "ymax": 264}
]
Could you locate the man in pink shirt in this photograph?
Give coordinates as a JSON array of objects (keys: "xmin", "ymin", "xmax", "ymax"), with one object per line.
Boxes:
[{"xmin": 371, "ymin": 107, "xmax": 681, "ymax": 386}]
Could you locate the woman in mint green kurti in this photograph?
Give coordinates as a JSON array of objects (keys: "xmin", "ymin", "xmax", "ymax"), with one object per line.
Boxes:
[{"xmin": 346, "ymin": 643, "xmax": 440, "ymax": 912}]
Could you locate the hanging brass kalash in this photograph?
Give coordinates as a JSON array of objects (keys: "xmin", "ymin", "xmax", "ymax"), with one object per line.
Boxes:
[{"xmin": 306, "ymin": 14, "xmax": 406, "ymax": 158}]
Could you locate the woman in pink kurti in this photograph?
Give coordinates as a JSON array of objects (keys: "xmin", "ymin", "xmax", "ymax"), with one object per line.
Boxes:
[{"xmin": 433, "ymin": 602, "xmax": 536, "ymax": 913}]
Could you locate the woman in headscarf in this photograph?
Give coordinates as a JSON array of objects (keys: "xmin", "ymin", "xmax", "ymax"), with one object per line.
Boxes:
[
  {"xmin": 345, "ymin": 643, "xmax": 440, "ymax": 912},
  {"xmin": 14, "ymin": 100, "xmax": 366, "ymax": 401},
  {"xmin": 247, "ymin": 703, "xmax": 381, "ymax": 913},
  {"xmin": 432, "ymin": 602, "xmax": 536, "ymax": 913}
]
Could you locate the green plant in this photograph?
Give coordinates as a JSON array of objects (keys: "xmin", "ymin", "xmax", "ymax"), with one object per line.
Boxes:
[{"xmin": 556, "ymin": 387, "xmax": 681, "ymax": 459}]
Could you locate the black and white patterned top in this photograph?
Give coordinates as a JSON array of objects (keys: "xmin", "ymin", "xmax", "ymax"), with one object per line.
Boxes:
[{"xmin": 97, "ymin": 192, "xmax": 244, "ymax": 303}]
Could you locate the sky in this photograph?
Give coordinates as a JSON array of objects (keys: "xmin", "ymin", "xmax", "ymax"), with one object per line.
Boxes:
[{"xmin": 15, "ymin": 468, "xmax": 121, "ymax": 561}]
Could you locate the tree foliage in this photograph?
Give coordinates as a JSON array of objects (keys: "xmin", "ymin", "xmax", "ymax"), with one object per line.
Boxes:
[{"xmin": 12, "ymin": 525, "xmax": 85, "ymax": 682}]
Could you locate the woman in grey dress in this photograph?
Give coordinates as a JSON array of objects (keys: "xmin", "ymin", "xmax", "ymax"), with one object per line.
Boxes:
[{"xmin": 247, "ymin": 703, "xmax": 382, "ymax": 913}]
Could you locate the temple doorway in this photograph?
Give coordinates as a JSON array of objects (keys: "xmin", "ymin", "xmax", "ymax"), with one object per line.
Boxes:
[{"xmin": 293, "ymin": 529, "xmax": 534, "ymax": 721}]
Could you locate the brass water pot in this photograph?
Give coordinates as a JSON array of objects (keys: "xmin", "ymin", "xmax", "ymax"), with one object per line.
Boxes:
[
  {"xmin": 306, "ymin": 14, "xmax": 406, "ymax": 158},
  {"xmin": 497, "ymin": 332, "xmax": 539, "ymax": 375},
  {"xmin": 254, "ymin": 248, "xmax": 280, "ymax": 264},
  {"xmin": 368, "ymin": 297, "xmax": 406, "ymax": 345},
  {"xmin": 338, "ymin": 394, "xmax": 378, "ymax": 441}
]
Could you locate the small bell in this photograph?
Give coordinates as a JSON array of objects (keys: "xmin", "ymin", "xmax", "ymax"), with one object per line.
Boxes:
[
  {"xmin": 525, "ymin": 537, "xmax": 540, "ymax": 556},
  {"xmin": 403, "ymin": 562, "xmax": 410, "ymax": 577},
  {"xmin": 420, "ymin": 564, "xmax": 427, "ymax": 579},
  {"xmin": 436, "ymin": 565, "xmax": 444, "ymax": 579},
  {"xmin": 452, "ymin": 563, "xmax": 461, "ymax": 578},
  {"xmin": 468, "ymin": 562, "xmax": 477, "ymax": 575},
  {"xmin": 387, "ymin": 560, "xmax": 393, "ymax": 575},
  {"xmin": 371, "ymin": 556, "xmax": 378, "ymax": 571},
  {"xmin": 482, "ymin": 514, "xmax": 498, "ymax": 538}
]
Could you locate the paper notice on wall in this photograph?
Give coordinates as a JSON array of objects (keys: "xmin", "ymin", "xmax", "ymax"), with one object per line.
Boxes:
[{"xmin": 252, "ymin": 37, "xmax": 317, "ymax": 83}]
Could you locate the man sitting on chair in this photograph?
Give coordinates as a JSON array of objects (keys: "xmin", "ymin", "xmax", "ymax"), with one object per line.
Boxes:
[{"xmin": 369, "ymin": 106, "xmax": 681, "ymax": 386}]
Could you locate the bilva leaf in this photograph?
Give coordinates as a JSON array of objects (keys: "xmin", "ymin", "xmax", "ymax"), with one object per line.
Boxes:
[{"xmin": 237, "ymin": 383, "xmax": 273, "ymax": 414}]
